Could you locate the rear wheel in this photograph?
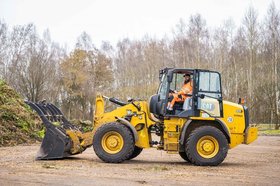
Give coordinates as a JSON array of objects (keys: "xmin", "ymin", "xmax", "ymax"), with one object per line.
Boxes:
[
  {"xmin": 127, "ymin": 146, "xmax": 143, "ymax": 160},
  {"xmin": 185, "ymin": 126, "xmax": 228, "ymax": 166},
  {"xmin": 93, "ymin": 122, "xmax": 135, "ymax": 163}
]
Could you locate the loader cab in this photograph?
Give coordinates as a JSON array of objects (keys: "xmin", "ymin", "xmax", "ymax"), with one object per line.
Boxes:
[{"xmin": 149, "ymin": 68, "xmax": 223, "ymax": 119}]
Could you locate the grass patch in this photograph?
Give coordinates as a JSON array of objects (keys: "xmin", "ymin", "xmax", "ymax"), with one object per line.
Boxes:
[
  {"xmin": 252, "ymin": 124, "xmax": 280, "ymax": 136},
  {"xmin": 255, "ymin": 124, "xmax": 279, "ymax": 130},
  {"xmin": 258, "ymin": 130, "xmax": 280, "ymax": 136}
]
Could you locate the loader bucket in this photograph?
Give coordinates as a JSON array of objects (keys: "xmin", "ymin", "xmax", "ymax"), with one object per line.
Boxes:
[
  {"xmin": 25, "ymin": 101, "xmax": 81, "ymax": 160},
  {"xmin": 36, "ymin": 127, "xmax": 71, "ymax": 160}
]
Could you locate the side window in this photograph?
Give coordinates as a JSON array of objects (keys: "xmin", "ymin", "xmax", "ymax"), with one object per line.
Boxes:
[
  {"xmin": 199, "ymin": 72, "xmax": 221, "ymax": 98},
  {"xmin": 158, "ymin": 74, "xmax": 168, "ymax": 100},
  {"xmin": 198, "ymin": 71, "xmax": 222, "ymax": 117}
]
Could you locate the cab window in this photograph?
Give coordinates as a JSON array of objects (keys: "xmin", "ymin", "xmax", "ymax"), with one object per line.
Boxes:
[
  {"xmin": 199, "ymin": 72, "xmax": 221, "ymax": 98},
  {"xmin": 169, "ymin": 73, "xmax": 184, "ymax": 91},
  {"xmin": 158, "ymin": 74, "xmax": 168, "ymax": 100}
]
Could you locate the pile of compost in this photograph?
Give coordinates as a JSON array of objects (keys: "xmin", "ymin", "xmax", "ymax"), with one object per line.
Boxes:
[{"xmin": 0, "ymin": 79, "xmax": 41, "ymax": 146}]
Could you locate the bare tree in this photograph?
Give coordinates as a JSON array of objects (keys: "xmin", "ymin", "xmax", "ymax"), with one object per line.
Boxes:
[
  {"xmin": 243, "ymin": 7, "xmax": 260, "ymax": 100},
  {"xmin": 188, "ymin": 14, "xmax": 209, "ymax": 68},
  {"xmin": 264, "ymin": 2, "xmax": 280, "ymax": 128},
  {"xmin": 0, "ymin": 21, "xmax": 8, "ymax": 78}
]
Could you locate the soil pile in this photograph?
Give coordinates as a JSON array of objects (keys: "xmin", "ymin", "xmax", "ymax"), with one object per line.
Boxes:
[{"xmin": 0, "ymin": 79, "xmax": 41, "ymax": 146}]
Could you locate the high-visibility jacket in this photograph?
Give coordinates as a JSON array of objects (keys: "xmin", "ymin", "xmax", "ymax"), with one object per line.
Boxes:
[
  {"xmin": 177, "ymin": 81, "xmax": 193, "ymax": 99},
  {"xmin": 169, "ymin": 81, "xmax": 193, "ymax": 108}
]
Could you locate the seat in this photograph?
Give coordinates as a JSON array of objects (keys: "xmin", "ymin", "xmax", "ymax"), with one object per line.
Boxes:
[{"xmin": 183, "ymin": 98, "xmax": 192, "ymax": 110}]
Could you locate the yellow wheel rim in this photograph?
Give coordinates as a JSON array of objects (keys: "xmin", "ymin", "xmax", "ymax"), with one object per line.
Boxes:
[
  {"xmin": 101, "ymin": 131, "xmax": 124, "ymax": 154},
  {"xmin": 196, "ymin": 135, "xmax": 219, "ymax": 158}
]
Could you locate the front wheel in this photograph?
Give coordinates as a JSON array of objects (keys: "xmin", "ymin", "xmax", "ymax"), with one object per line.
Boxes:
[
  {"xmin": 185, "ymin": 126, "xmax": 228, "ymax": 166},
  {"xmin": 93, "ymin": 122, "xmax": 135, "ymax": 163}
]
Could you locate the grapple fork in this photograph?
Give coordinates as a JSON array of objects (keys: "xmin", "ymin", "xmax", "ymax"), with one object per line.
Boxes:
[{"xmin": 25, "ymin": 101, "xmax": 83, "ymax": 160}]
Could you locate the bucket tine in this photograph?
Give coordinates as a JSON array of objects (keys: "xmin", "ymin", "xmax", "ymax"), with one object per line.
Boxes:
[
  {"xmin": 25, "ymin": 101, "xmax": 53, "ymax": 128},
  {"xmin": 44, "ymin": 104, "xmax": 58, "ymax": 122},
  {"xmin": 36, "ymin": 103, "xmax": 53, "ymax": 123},
  {"xmin": 46, "ymin": 104, "xmax": 59, "ymax": 122},
  {"xmin": 41, "ymin": 103, "xmax": 58, "ymax": 122},
  {"xmin": 46, "ymin": 104, "xmax": 64, "ymax": 124},
  {"xmin": 48, "ymin": 103, "xmax": 80, "ymax": 130}
]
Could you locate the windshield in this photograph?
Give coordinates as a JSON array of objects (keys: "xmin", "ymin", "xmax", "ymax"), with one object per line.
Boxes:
[{"xmin": 157, "ymin": 74, "xmax": 168, "ymax": 100}]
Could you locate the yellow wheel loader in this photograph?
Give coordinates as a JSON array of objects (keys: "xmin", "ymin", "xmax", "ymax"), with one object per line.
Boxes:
[{"xmin": 26, "ymin": 68, "xmax": 258, "ymax": 166}]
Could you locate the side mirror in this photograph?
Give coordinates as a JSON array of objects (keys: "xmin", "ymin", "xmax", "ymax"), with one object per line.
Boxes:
[{"xmin": 198, "ymin": 94, "xmax": 205, "ymax": 99}]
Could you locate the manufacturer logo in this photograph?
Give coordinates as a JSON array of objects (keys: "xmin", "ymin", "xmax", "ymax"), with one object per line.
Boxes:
[
  {"xmin": 227, "ymin": 117, "xmax": 233, "ymax": 123},
  {"xmin": 201, "ymin": 102, "xmax": 215, "ymax": 111}
]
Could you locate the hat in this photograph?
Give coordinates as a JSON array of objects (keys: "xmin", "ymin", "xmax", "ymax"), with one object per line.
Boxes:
[{"xmin": 183, "ymin": 73, "xmax": 191, "ymax": 77}]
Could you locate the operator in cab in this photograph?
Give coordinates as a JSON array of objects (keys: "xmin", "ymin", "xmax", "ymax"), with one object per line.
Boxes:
[{"xmin": 167, "ymin": 73, "xmax": 193, "ymax": 111}]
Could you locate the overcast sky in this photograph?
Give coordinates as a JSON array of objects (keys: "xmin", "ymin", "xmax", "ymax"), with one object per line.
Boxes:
[{"xmin": 0, "ymin": 0, "xmax": 279, "ymax": 48}]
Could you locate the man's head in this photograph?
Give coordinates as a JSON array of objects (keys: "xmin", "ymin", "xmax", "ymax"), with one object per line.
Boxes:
[{"xmin": 183, "ymin": 73, "xmax": 191, "ymax": 84}]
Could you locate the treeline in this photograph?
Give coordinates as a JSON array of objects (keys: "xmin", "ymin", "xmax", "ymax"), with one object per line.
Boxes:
[{"xmin": 0, "ymin": 3, "xmax": 279, "ymax": 127}]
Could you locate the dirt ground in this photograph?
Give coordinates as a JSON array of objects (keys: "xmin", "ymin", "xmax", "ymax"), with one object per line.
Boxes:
[{"xmin": 0, "ymin": 136, "xmax": 279, "ymax": 186}]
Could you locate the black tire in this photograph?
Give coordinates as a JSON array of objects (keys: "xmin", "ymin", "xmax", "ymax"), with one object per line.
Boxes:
[
  {"xmin": 179, "ymin": 151, "xmax": 191, "ymax": 162},
  {"xmin": 127, "ymin": 146, "xmax": 143, "ymax": 160},
  {"xmin": 93, "ymin": 122, "xmax": 135, "ymax": 163},
  {"xmin": 185, "ymin": 126, "xmax": 228, "ymax": 166}
]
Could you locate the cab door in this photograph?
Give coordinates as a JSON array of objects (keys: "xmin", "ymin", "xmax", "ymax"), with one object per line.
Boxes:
[{"xmin": 196, "ymin": 71, "xmax": 223, "ymax": 117}]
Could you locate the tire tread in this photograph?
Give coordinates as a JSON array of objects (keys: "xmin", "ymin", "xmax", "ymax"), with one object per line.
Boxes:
[
  {"xmin": 93, "ymin": 122, "xmax": 135, "ymax": 163},
  {"xmin": 185, "ymin": 126, "xmax": 228, "ymax": 166}
]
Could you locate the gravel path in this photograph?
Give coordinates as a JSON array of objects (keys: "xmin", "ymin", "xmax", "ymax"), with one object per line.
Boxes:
[{"xmin": 0, "ymin": 136, "xmax": 279, "ymax": 186}]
